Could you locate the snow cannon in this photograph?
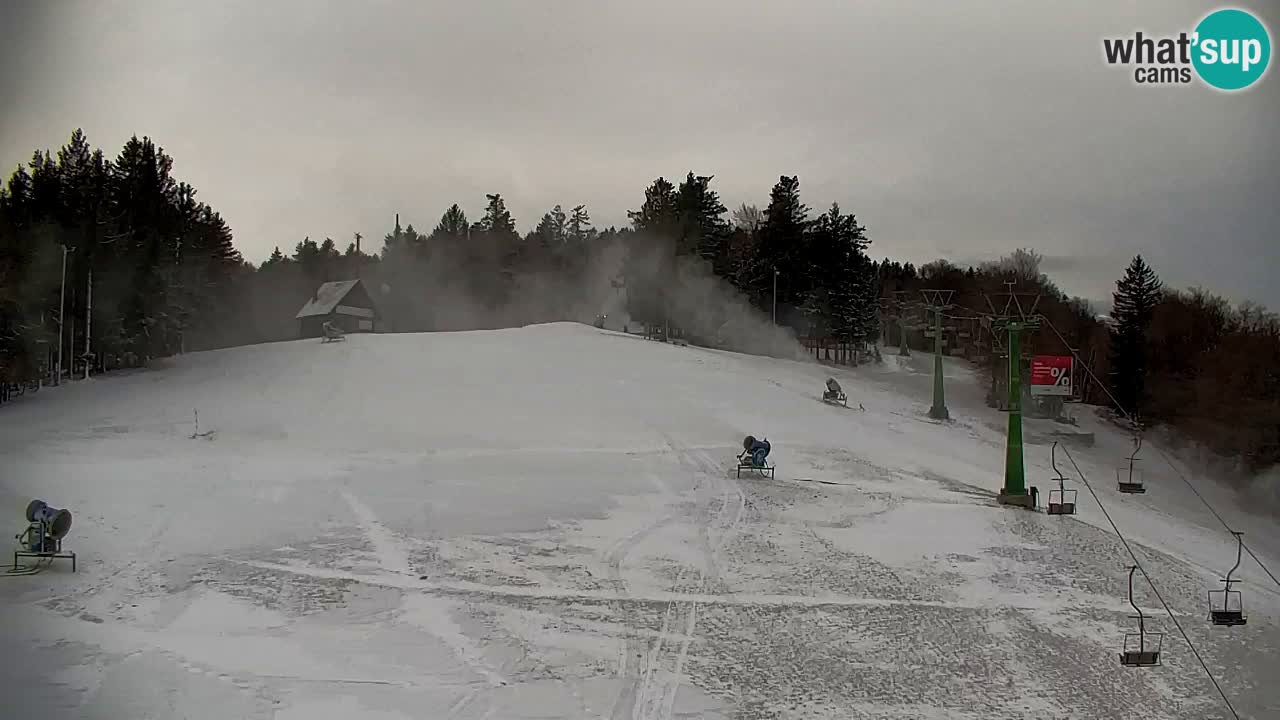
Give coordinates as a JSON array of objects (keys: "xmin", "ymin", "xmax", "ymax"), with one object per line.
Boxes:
[
  {"xmin": 822, "ymin": 378, "xmax": 848, "ymax": 407},
  {"xmin": 738, "ymin": 436, "xmax": 775, "ymax": 478},
  {"xmin": 14, "ymin": 499, "xmax": 76, "ymax": 572},
  {"xmin": 321, "ymin": 321, "xmax": 346, "ymax": 343}
]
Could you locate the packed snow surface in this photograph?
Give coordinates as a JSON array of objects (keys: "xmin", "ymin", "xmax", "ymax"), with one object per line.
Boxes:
[{"xmin": 2, "ymin": 322, "xmax": 1277, "ymax": 719}]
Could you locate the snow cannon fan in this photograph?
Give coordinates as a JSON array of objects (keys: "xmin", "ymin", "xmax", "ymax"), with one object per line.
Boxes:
[
  {"xmin": 13, "ymin": 499, "xmax": 76, "ymax": 572},
  {"xmin": 27, "ymin": 500, "xmax": 72, "ymax": 540}
]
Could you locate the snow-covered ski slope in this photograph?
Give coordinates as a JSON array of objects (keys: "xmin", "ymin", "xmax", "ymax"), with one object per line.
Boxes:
[{"xmin": 2, "ymin": 322, "xmax": 1277, "ymax": 719}]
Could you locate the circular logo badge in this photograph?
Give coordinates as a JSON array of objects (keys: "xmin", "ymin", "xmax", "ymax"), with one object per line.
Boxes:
[{"xmin": 1192, "ymin": 8, "xmax": 1271, "ymax": 91}]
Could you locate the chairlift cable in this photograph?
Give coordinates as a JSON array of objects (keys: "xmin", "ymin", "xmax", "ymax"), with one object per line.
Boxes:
[
  {"xmin": 1147, "ymin": 443, "xmax": 1280, "ymax": 593},
  {"xmin": 1240, "ymin": 543, "xmax": 1280, "ymax": 591},
  {"xmin": 1039, "ymin": 316, "xmax": 1280, "ymax": 592},
  {"xmin": 1059, "ymin": 444, "xmax": 1241, "ymax": 720}
]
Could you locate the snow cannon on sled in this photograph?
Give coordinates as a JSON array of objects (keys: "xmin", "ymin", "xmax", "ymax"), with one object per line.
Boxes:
[
  {"xmin": 822, "ymin": 378, "xmax": 848, "ymax": 407},
  {"xmin": 737, "ymin": 436, "xmax": 775, "ymax": 479},
  {"xmin": 321, "ymin": 321, "xmax": 346, "ymax": 343},
  {"xmin": 13, "ymin": 499, "xmax": 76, "ymax": 572}
]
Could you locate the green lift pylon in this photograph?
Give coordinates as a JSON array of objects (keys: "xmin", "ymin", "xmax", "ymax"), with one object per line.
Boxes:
[
  {"xmin": 1000, "ymin": 321, "xmax": 1028, "ymax": 501},
  {"xmin": 921, "ymin": 290, "xmax": 954, "ymax": 420},
  {"xmin": 931, "ymin": 308, "xmax": 948, "ymax": 420},
  {"xmin": 988, "ymin": 284, "xmax": 1041, "ymax": 510},
  {"xmin": 890, "ymin": 291, "xmax": 911, "ymax": 357}
]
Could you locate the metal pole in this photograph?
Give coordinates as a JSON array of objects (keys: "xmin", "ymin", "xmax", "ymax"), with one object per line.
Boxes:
[
  {"xmin": 56, "ymin": 245, "xmax": 69, "ymax": 385},
  {"xmin": 771, "ymin": 268, "xmax": 778, "ymax": 357},
  {"xmin": 83, "ymin": 270, "xmax": 92, "ymax": 380}
]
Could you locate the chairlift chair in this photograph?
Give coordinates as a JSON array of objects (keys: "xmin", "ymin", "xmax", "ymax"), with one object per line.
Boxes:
[
  {"xmin": 1046, "ymin": 442, "xmax": 1077, "ymax": 515},
  {"xmin": 1117, "ymin": 435, "xmax": 1147, "ymax": 494},
  {"xmin": 1207, "ymin": 532, "xmax": 1248, "ymax": 627},
  {"xmin": 1120, "ymin": 566, "xmax": 1164, "ymax": 667}
]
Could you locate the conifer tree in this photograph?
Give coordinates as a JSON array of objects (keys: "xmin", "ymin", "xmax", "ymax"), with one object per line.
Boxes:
[
  {"xmin": 466, "ymin": 194, "xmax": 520, "ymax": 309},
  {"xmin": 624, "ymin": 178, "xmax": 680, "ymax": 328},
  {"xmin": 1109, "ymin": 254, "xmax": 1163, "ymax": 418},
  {"xmin": 567, "ymin": 205, "xmax": 595, "ymax": 245},
  {"xmin": 431, "ymin": 204, "xmax": 469, "ymax": 240},
  {"xmin": 755, "ymin": 176, "xmax": 810, "ymax": 313},
  {"xmin": 674, "ymin": 172, "xmax": 729, "ymax": 266}
]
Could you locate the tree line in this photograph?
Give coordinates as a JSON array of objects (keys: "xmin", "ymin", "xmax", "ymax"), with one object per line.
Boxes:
[
  {"xmin": 1, "ymin": 129, "xmax": 243, "ymax": 396},
  {"xmin": 873, "ymin": 250, "xmax": 1277, "ymax": 473},
  {"xmin": 2, "ymin": 129, "xmax": 1276, "ymax": 473}
]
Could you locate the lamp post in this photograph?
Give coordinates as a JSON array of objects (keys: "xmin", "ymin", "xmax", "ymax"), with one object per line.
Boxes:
[
  {"xmin": 772, "ymin": 267, "xmax": 778, "ymax": 326},
  {"xmin": 56, "ymin": 245, "xmax": 74, "ymax": 385},
  {"xmin": 83, "ymin": 270, "xmax": 92, "ymax": 380},
  {"xmin": 771, "ymin": 267, "xmax": 779, "ymax": 356}
]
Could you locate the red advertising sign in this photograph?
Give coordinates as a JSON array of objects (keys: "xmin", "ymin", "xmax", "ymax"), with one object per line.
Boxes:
[{"xmin": 1030, "ymin": 355, "xmax": 1073, "ymax": 396}]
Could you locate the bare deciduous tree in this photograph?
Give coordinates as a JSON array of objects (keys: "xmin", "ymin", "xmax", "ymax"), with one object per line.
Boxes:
[{"xmin": 731, "ymin": 203, "xmax": 763, "ymax": 232}]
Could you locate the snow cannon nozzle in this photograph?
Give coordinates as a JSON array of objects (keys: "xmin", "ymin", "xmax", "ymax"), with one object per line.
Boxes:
[
  {"xmin": 743, "ymin": 436, "xmax": 771, "ymax": 459},
  {"xmin": 25, "ymin": 500, "xmax": 71, "ymax": 539}
]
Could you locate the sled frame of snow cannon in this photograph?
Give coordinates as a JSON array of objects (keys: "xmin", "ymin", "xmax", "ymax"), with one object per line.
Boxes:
[
  {"xmin": 1116, "ymin": 434, "xmax": 1147, "ymax": 494},
  {"xmin": 736, "ymin": 450, "xmax": 775, "ymax": 479},
  {"xmin": 1119, "ymin": 566, "xmax": 1162, "ymax": 667},
  {"xmin": 1207, "ymin": 531, "xmax": 1247, "ymax": 627},
  {"xmin": 1046, "ymin": 442, "xmax": 1077, "ymax": 516},
  {"xmin": 737, "ymin": 436, "xmax": 775, "ymax": 479}
]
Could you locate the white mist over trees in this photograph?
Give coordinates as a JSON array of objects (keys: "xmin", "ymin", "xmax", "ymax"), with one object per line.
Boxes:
[{"xmin": 2, "ymin": 129, "xmax": 1278, "ymax": 483}]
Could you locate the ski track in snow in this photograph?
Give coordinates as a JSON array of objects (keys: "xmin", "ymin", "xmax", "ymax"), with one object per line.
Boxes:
[
  {"xmin": 223, "ymin": 557, "xmax": 1149, "ymax": 614},
  {"xmin": 341, "ymin": 488, "xmax": 414, "ymax": 576},
  {"xmin": 595, "ymin": 429, "xmax": 742, "ymax": 720},
  {"xmin": 604, "ymin": 505, "xmax": 674, "ymax": 719},
  {"xmin": 341, "ymin": 488, "xmax": 512, "ymax": 716},
  {"xmin": 660, "ymin": 445, "xmax": 744, "ymax": 720},
  {"xmin": 403, "ymin": 595, "xmax": 509, "ymax": 690}
]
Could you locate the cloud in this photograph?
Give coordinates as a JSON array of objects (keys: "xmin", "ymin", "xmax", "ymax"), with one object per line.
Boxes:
[{"xmin": 2, "ymin": 0, "xmax": 1276, "ymax": 307}]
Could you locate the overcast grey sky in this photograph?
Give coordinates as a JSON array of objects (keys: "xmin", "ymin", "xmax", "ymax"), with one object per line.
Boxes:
[{"xmin": 2, "ymin": 0, "xmax": 1277, "ymax": 308}]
